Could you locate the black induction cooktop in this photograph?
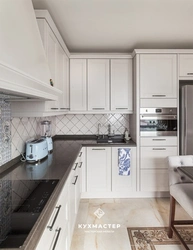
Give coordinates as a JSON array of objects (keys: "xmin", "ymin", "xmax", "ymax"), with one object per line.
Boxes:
[{"xmin": 0, "ymin": 170, "xmax": 59, "ymax": 248}]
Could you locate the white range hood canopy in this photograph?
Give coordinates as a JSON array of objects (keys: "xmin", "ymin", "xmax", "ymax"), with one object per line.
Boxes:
[{"xmin": 0, "ymin": 0, "xmax": 61, "ymax": 101}]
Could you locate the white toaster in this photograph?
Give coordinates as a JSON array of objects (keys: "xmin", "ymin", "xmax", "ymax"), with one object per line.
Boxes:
[{"xmin": 26, "ymin": 138, "xmax": 48, "ymax": 162}]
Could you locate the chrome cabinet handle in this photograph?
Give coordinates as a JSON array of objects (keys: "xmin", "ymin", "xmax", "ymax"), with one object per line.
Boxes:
[
  {"xmin": 116, "ymin": 108, "xmax": 128, "ymax": 110},
  {"xmin": 92, "ymin": 148, "xmax": 105, "ymax": 150},
  {"xmin": 152, "ymin": 148, "xmax": 166, "ymax": 150},
  {"xmin": 79, "ymin": 152, "xmax": 82, "ymax": 157},
  {"xmin": 73, "ymin": 163, "xmax": 78, "ymax": 170},
  {"xmin": 79, "ymin": 162, "xmax": 83, "ymax": 168},
  {"xmin": 51, "ymin": 108, "xmax": 59, "ymax": 110},
  {"xmin": 52, "ymin": 228, "xmax": 61, "ymax": 250},
  {"xmin": 152, "ymin": 94, "xmax": 166, "ymax": 97},
  {"xmin": 60, "ymin": 108, "xmax": 70, "ymax": 110},
  {"xmin": 152, "ymin": 139, "xmax": 166, "ymax": 141},
  {"xmin": 92, "ymin": 108, "xmax": 105, "ymax": 110},
  {"xmin": 72, "ymin": 175, "xmax": 78, "ymax": 185},
  {"xmin": 187, "ymin": 73, "xmax": 193, "ymax": 75},
  {"xmin": 47, "ymin": 205, "xmax": 61, "ymax": 231}
]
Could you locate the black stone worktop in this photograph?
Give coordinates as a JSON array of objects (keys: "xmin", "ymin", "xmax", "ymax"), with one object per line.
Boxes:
[{"xmin": 0, "ymin": 135, "xmax": 136, "ymax": 250}]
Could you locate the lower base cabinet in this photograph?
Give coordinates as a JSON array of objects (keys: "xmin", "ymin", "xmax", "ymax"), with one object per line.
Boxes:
[
  {"xmin": 36, "ymin": 148, "xmax": 84, "ymax": 250},
  {"xmin": 36, "ymin": 182, "xmax": 69, "ymax": 250},
  {"xmin": 140, "ymin": 146, "xmax": 178, "ymax": 192},
  {"xmin": 85, "ymin": 146, "xmax": 137, "ymax": 197},
  {"xmin": 112, "ymin": 147, "xmax": 136, "ymax": 192}
]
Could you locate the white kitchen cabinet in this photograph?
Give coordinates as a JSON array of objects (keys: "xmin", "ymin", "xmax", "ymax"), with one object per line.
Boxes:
[
  {"xmin": 88, "ymin": 59, "xmax": 110, "ymax": 111},
  {"xmin": 140, "ymin": 137, "xmax": 178, "ymax": 147},
  {"xmin": 111, "ymin": 147, "xmax": 136, "ymax": 192},
  {"xmin": 36, "ymin": 182, "xmax": 69, "ymax": 250},
  {"xmin": 36, "ymin": 17, "xmax": 70, "ymax": 111},
  {"xmin": 139, "ymin": 54, "xmax": 177, "ymax": 98},
  {"xmin": 86, "ymin": 147, "xmax": 111, "ymax": 192},
  {"xmin": 140, "ymin": 146, "xmax": 178, "ymax": 169},
  {"xmin": 111, "ymin": 59, "xmax": 133, "ymax": 112},
  {"xmin": 140, "ymin": 169, "xmax": 169, "ymax": 192},
  {"xmin": 68, "ymin": 151, "xmax": 83, "ymax": 239},
  {"xmin": 179, "ymin": 54, "xmax": 193, "ymax": 78},
  {"xmin": 70, "ymin": 59, "xmax": 87, "ymax": 111}
]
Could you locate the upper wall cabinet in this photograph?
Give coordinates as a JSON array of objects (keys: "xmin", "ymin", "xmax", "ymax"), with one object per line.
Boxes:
[
  {"xmin": 36, "ymin": 11, "xmax": 70, "ymax": 111},
  {"xmin": 0, "ymin": 0, "xmax": 60, "ymax": 100},
  {"xmin": 111, "ymin": 59, "xmax": 133, "ymax": 112},
  {"xmin": 70, "ymin": 59, "xmax": 87, "ymax": 111},
  {"xmin": 179, "ymin": 54, "xmax": 193, "ymax": 78},
  {"xmin": 88, "ymin": 59, "xmax": 110, "ymax": 111},
  {"xmin": 139, "ymin": 54, "xmax": 177, "ymax": 98},
  {"xmin": 69, "ymin": 57, "xmax": 133, "ymax": 113}
]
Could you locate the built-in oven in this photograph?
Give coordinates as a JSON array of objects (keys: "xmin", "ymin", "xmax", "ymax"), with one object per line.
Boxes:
[{"xmin": 140, "ymin": 108, "xmax": 177, "ymax": 136}]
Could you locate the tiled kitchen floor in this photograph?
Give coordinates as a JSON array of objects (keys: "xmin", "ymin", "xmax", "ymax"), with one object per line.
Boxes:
[{"xmin": 71, "ymin": 198, "xmax": 192, "ymax": 250}]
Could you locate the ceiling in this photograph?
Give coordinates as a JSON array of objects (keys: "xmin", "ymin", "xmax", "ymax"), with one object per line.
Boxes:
[{"xmin": 32, "ymin": 0, "xmax": 193, "ymax": 53}]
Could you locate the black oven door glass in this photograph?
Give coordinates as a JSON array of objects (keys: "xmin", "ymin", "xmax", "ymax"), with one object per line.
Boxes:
[{"xmin": 140, "ymin": 119, "xmax": 177, "ymax": 132}]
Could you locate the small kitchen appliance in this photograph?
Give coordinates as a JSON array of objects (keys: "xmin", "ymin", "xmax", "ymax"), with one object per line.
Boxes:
[
  {"xmin": 26, "ymin": 138, "xmax": 48, "ymax": 162},
  {"xmin": 41, "ymin": 120, "xmax": 53, "ymax": 152}
]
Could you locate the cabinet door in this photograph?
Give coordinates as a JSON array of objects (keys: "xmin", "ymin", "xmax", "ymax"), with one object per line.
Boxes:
[
  {"xmin": 46, "ymin": 24, "xmax": 57, "ymax": 85},
  {"xmin": 140, "ymin": 54, "xmax": 177, "ymax": 98},
  {"xmin": 36, "ymin": 183, "xmax": 68, "ymax": 250},
  {"xmin": 140, "ymin": 169, "xmax": 169, "ymax": 192},
  {"xmin": 86, "ymin": 147, "xmax": 111, "ymax": 192},
  {"xmin": 179, "ymin": 54, "xmax": 193, "ymax": 77},
  {"xmin": 70, "ymin": 59, "xmax": 87, "ymax": 111},
  {"xmin": 111, "ymin": 59, "xmax": 133, "ymax": 112},
  {"xmin": 55, "ymin": 44, "xmax": 69, "ymax": 110},
  {"xmin": 88, "ymin": 59, "xmax": 110, "ymax": 111},
  {"xmin": 140, "ymin": 146, "xmax": 178, "ymax": 169},
  {"xmin": 112, "ymin": 147, "xmax": 136, "ymax": 192}
]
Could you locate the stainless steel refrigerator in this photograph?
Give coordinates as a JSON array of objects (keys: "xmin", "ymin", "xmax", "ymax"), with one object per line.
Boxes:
[{"xmin": 180, "ymin": 84, "xmax": 193, "ymax": 155}]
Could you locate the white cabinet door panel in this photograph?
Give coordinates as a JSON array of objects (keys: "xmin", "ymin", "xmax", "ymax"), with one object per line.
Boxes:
[
  {"xmin": 111, "ymin": 59, "xmax": 133, "ymax": 112},
  {"xmin": 88, "ymin": 59, "xmax": 110, "ymax": 111},
  {"xmin": 140, "ymin": 146, "xmax": 178, "ymax": 169},
  {"xmin": 179, "ymin": 54, "xmax": 193, "ymax": 77},
  {"xmin": 86, "ymin": 147, "xmax": 111, "ymax": 192},
  {"xmin": 140, "ymin": 169, "xmax": 169, "ymax": 192},
  {"xmin": 70, "ymin": 59, "xmax": 87, "ymax": 111},
  {"xmin": 140, "ymin": 137, "xmax": 178, "ymax": 146},
  {"xmin": 140, "ymin": 54, "xmax": 177, "ymax": 98},
  {"xmin": 112, "ymin": 147, "xmax": 136, "ymax": 192}
]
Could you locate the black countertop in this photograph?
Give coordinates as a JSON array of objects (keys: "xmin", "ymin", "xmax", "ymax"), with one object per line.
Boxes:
[{"xmin": 0, "ymin": 135, "xmax": 136, "ymax": 250}]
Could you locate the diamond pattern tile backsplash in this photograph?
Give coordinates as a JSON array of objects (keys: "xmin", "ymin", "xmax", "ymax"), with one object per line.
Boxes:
[
  {"xmin": 56, "ymin": 114, "xmax": 129, "ymax": 135},
  {"xmin": 11, "ymin": 116, "xmax": 56, "ymax": 159},
  {"xmin": 0, "ymin": 95, "xmax": 130, "ymax": 165}
]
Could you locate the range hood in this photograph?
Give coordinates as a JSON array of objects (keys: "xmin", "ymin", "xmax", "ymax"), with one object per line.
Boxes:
[{"xmin": 0, "ymin": 0, "xmax": 61, "ymax": 101}]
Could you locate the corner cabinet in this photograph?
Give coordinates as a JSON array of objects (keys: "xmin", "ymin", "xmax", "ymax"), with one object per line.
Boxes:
[
  {"xmin": 139, "ymin": 54, "xmax": 177, "ymax": 98},
  {"xmin": 88, "ymin": 59, "xmax": 110, "ymax": 111},
  {"xmin": 111, "ymin": 59, "xmax": 133, "ymax": 112}
]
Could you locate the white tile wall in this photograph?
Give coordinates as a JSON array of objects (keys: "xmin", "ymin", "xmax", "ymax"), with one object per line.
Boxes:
[{"xmin": 56, "ymin": 114, "xmax": 129, "ymax": 135}]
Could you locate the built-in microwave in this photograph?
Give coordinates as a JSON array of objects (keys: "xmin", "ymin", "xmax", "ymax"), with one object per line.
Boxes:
[{"xmin": 140, "ymin": 108, "xmax": 177, "ymax": 137}]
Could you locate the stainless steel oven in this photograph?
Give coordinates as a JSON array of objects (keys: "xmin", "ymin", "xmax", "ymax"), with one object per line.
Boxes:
[{"xmin": 140, "ymin": 108, "xmax": 177, "ymax": 136}]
